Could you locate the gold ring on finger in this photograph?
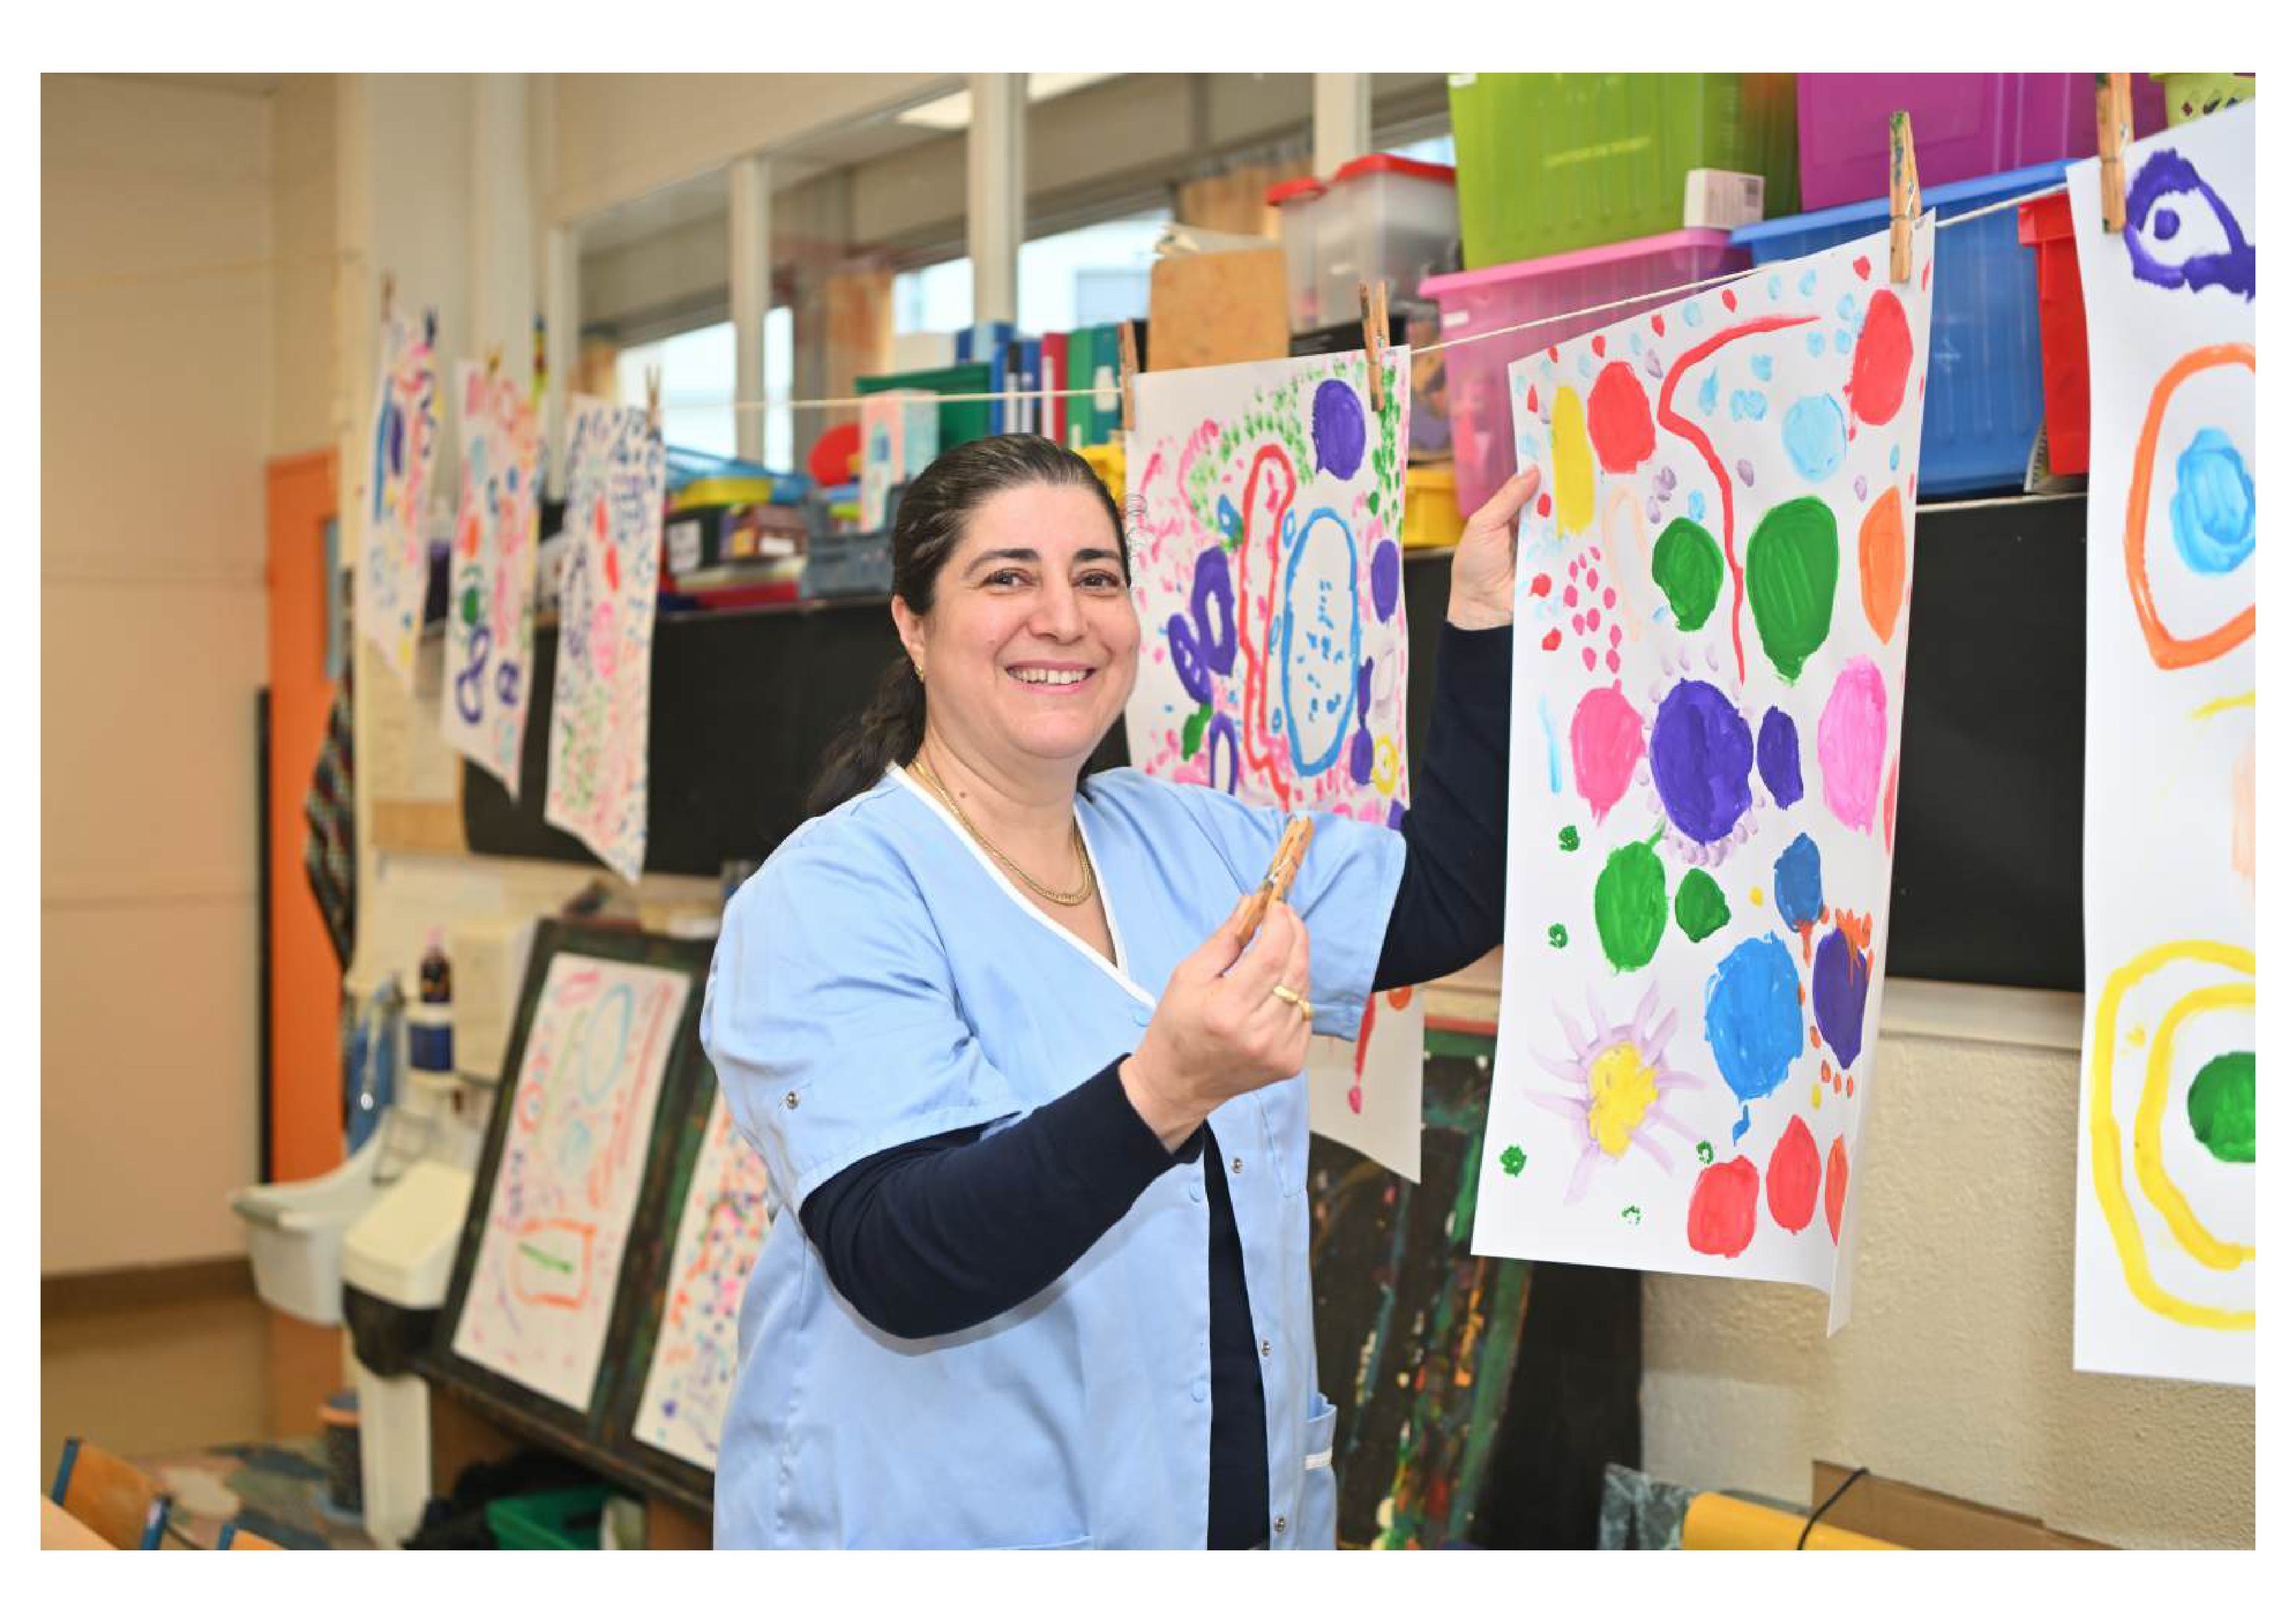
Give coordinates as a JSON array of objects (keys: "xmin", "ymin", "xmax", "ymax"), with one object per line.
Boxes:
[{"xmin": 1269, "ymin": 983, "xmax": 1313, "ymax": 1021}]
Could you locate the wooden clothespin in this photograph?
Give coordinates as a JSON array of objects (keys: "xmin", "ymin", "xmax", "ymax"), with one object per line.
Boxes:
[
  {"xmin": 484, "ymin": 342, "xmax": 504, "ymax": 380},
  {"xmin": 1888, "ymin": 111, "xmax": 1921, "ymax": 285},
  {"xmin": 1359, "ymin": 280, "xmax": 1388, "ymax": 411},
  {"xmin": 644, "ymin": 365, "xmax": 663, "ymax": 432},
  {"xmin": 381, "ymin": 271, "xmax": 396, "ymax": 323},
  {"xmin": 2096, "ymin": 72, "xmax": 2134, "ymax": 233},
  {"xmin": 1117, "ymin": 320, "xmax": 1139, "ymax": 434}
]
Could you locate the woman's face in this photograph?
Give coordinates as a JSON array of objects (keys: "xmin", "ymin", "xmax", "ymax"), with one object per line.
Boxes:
[{"xmin": 895, "ymin": 481, "xmax": 1140, "ymax": 781}]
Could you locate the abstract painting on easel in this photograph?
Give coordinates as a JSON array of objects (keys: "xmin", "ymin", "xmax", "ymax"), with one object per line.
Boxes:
[
  {"xmin": 2068, "ymin": 103, "xmax": 2253, "ymax": 1386},
  {"xmin": 1124, "ymin": 349, "xmax": 1427, "ymax": 1180},
  {"xmin": 1472, "ymin": 222, "xmax": 1935, "ymax": 1324}
]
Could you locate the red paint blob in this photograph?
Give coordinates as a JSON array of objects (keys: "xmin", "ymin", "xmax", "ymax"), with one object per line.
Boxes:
[
  {"xmin": 1536, "ymin": 492, "xmax": 1553, "ymax": 518},
  {"xmin": 1525, "ymin": 384, "xmax": 1540, "ymax": 416},
  {"xmin": 603, "ymin": 543, "xmax": 621, "ymax": 591},
  {"xmin": 1825, "ymin": 1135, "xmax": 1850, "ymax": 1243},
  {"xmin": 1591, "ymin": 336, "xmax": 1607, "ymax": 358},
  {"xmin": 1564, "ymin": 584, "xmax": 1580, "ymax": 607},
  {"xmin": 1542, "ymin": 628, "xmax": 1563, "ymax": 652},
  {"xmin": 1848, "ymin": 289, "xmax": 1915, "ymax": 425},
  {"xmin": 1882, "ymin": 754, "xmax": 1900, "ymax": 853},
  {"xmin": 1652, "ymin": 314, "xmax": 1667, "ymax": 336},
  {"xmin": 1602, "ymin": 586, "xmax": 1617, "ymax": 609},
  {"xmin": 1852, "ymin": 253, "xmax": 1872, "ymax": 281},
  {"xmin": 1572, "ymin": 613, "xmax": 1586, "ymax": 634},
  {"xmin": 1606, "ymin": 650, "xmax": 1621, "ymax": 672},
  {"xmin": 1547, "ymin": 346, "xmax": 1561, "ymax": 363},
  {"xmin": 1721, "ymin": 289, "xmax": 1739, "ymax": 312},
  {"xmin": 1766, "ymin": 1116, "xmax": 1822, "ymax": 1233},
  {"xmin": 1581, "ymin": 647, "xmax": 1598, "ymax": 671},
  {"xmin": 1530, "ymin": 573, "xmax": 1553, "ymax": 597},
  {"xmin": 1587, "ymin": 607, "xmax": 1602, "ymax": 630},
  {"xmin": 1688, "ymin": 1157, "xmax": 1761, "ymax": 1258}
]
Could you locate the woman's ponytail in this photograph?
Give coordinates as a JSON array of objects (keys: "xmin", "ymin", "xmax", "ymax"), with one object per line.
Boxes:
[{"xmin": 806, "ymin": 654, "xmax": 927, "ymax": 817}]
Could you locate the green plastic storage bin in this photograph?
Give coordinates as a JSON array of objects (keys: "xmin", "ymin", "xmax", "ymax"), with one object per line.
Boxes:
[
  {"xmin": 484, "ymin": 1484, "xmax": 612, "ymax": 1550},
  {"xmin": 1447, "ymin": 73, "xmax": 1799, "ymax": 266}
]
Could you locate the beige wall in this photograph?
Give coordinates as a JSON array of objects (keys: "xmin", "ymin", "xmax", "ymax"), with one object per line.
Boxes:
[
  {"xmin": 1642, "ymin": 1022, "xmax": 2255, "ymax": 1548},
  {"xmin": 41, "ymin": 75, "xmax": 274, "ymax": 1271}
]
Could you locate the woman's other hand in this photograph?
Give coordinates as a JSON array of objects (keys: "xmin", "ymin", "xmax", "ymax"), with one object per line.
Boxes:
[
  {"xmin": 1120, "ymin": 900, "xmax": 1315, "ymax": 1150},
  {"xmin": 1447, "ymin": 463, "xmax": 1543, "ymax": 631}
]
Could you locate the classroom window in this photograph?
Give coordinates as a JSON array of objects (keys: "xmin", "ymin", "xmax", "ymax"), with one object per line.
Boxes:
[
  {"xmin": 891, "ymin": 209, "xmax": 1169, "ymax": 336},
  {"xmin": 612, "ymin": 307, "xmax": 795, "ymax": 471}
]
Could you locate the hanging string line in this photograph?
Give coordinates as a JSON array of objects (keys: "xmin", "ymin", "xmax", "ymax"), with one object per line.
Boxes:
[{"xmin": 682, "ymin": 181, "xmax": 2070, "ymax": 417}]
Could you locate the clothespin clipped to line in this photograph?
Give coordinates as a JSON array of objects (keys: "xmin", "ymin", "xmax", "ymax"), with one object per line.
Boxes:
[
  {"xmin": 2096, "ymin": 72, "xmax": 2133, "ymax": 233},
  {"xmin": 1888, "ymin": 111, "xmax": 1921, "ymax": 285},
  {"xmin": 644, "ymin": 364, "xmax": 663, "ymax": 433},
  {"xmin": 484, "ymin": 342, "xmax": 504, "ymax": 380},
  {"xmin": 1359, "ymin": 279, "xmax": 1390, "ymax": 411},
  {"xmin": 1117, "ymin": 320, "xmax": 1139, "ymax": 435},
  {"xmin": 381, "ymin": 270, "xmax": 396, "ymax": 323}
]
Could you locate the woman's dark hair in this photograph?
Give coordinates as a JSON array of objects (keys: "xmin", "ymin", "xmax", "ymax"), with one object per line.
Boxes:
[{"xmin": 806, "ymin": 433, "xmax": 1131, "ymax": 815}]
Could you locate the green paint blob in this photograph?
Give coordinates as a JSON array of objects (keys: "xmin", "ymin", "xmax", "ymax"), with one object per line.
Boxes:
[
  {"xmin": 1500, "ymin": 1145, "xmax": 1527, "ymax": 1178},
  {"xmin": 1593, "ymin": 841, "xmax": 1669, "ymax": 971},
  {"xmin": 1547, "ymin": 923, "xmax": 1569, "ymax": 949},
  {"xmin": 1651, "ymin": 516, "xmax": 1726, "ymax": 630},
  {"xmin": 1673, "ymin": 868, "xmax": 1732, "ymax": 942},
  {"xmin": 1696, "ymin": 1140, "xmax": 1714, "ymax": 1165},
  {"xmin": 1559, "ymin": 825, "xmax": 1581, "ymax": 852},
  {"xmin": 1180, "ymin": 701, "xmax": 1213, "ymax": 760},
  {"xmin": 1744, "ymin": 495, "xmax": 1840, "ymax": 682},
  {"xmin": 2186, "ymin": 1051, "xmax": 2255, "ymax": 1163},
  {"xmin": 460, "ymin": 586, "xmax": 483, "ymax": 627},
  {"xmin": 1621, "ymin": 1205, "xmax": 1643, "ymax": 1225}
]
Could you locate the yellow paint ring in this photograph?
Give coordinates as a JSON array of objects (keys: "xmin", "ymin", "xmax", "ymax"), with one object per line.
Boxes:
[
  {"xmin": 2088, "ymin": 940, "xmax": 2255, "ymax": 1330},
  {"xmin": 1373, "ymin": 735, "xmax": 1401, "ymax": 798},
  {"xmin": 2135, "ymin": 982, "xmax": 2255, "ymax": 1270}
]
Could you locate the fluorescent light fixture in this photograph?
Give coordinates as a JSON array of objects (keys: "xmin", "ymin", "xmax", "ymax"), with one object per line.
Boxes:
[{"xmin": 896, "ymin": 72, "xmax": 1118, "ymax": 131}]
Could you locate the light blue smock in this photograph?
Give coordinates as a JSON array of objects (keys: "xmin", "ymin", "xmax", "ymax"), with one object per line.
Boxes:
[{"xmin": 701, "ymin": 762, "xmax": 1405, "ymax": 1548}]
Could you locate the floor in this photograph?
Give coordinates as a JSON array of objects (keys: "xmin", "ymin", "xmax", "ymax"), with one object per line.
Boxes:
[{"xmin": 41, "ymin": 1268, "xmax": 347, "ymax": 1491}]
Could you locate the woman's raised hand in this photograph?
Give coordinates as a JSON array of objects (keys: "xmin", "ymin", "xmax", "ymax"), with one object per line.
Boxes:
[{"xmin": 1120, "ymin": 899, "xmax": 1315, "ymax": 1151}]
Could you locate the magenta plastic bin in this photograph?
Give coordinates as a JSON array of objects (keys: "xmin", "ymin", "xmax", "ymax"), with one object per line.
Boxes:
[
  {"xmin": 1797, "ymin": 73, "xmax": 2166, "ymax": 210},
  {"xmin": 1421, "ymin": 230, "xmax": 1748, "ymax": 520}
]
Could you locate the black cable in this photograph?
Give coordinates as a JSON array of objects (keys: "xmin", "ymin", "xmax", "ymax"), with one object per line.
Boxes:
[{"xmin": 1798, "ymin": 1465, "xmax": 1870, "ymax": 1550}]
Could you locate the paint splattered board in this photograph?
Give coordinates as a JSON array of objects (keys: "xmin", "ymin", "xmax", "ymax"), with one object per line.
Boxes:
[
  {"xmin": 444, "ymin": 929, "xmax": 701, "ymax": 1416},
  {"xmin": 545, "ymin": 396, "xmax": 667, "ymax": 884},
  {"xmin": 1123, "ymin": 348, "xmax": 1428, "ymax": 1181},
  {"xmin": 627, "ymin": 1089, "xmax": 772, "ymax": 1471},
  {"xmin": 440, "ymin": 361, "xmax": 542, "ymax": 796},
  {"xmin": 358, "ymin": 312, "xmax": 439, "ymax": 690},
  {"xmin": 1309, "ymin": 1036, "xmax": 1640, "ymax": 1548},
  {"xmin": 2066, "ymin": 104, "xmax": 2253, "ymax": 1385},
  {"xmin": 1472, "ymin": 220, "xmax": 1936, "ymax": 1317}
]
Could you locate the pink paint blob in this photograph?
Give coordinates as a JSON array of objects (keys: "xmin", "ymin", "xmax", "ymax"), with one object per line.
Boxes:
[
  {"xmin": 1569, "ymin": 683, "xmax": 1646, "ymax": 822},
  {"xmin": 1817, "ymin": 657, "xmax": 1889, "ymax": 832}
]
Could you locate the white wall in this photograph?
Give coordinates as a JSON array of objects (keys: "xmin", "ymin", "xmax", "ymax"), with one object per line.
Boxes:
[
  {"xmin": 41, "ymin": 75, "xmax": 275, "ymax": 1271},
  {"xmin": 1642, "ymin": 1024, "xmax": 2255, "ymax": 1549}
]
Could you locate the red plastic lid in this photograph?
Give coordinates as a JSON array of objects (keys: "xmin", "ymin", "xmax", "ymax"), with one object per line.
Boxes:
[
  {"xmin": 1331, "ymin": 153, "xmax": 1457, "ymax": 188},
  {"xmin": 2015, "ymin": 190, "xmax": 2073, "ymax": 246},
  {"xmin": 1265, "ymin": 176, "xmax": 1327, "ymax": 207}
]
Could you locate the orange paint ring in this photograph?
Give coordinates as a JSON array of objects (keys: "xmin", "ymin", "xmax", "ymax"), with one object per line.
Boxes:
[{"xmin": 2124, "ymin": 343, "xmax": 2255, "ymax": 670}]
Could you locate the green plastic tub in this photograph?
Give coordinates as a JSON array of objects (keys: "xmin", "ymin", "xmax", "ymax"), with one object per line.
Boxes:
[
  {"xmin": 485, "ymin": 1484, "xmax": 612, "ymax": 1551},
  {"xmin": 1447, "ymin": 73, "xmax": 1799, "ymax": 267}
]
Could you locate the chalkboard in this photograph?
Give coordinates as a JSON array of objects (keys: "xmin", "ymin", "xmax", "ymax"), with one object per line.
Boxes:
[{"xmin": 467, "ymin": 508, "xmax": 2085, "ymax": 990}]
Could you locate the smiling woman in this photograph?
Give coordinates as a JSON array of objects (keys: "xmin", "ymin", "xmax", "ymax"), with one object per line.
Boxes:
[{"xmin": 703, "ymin": 433, "xmax": 1541, "ymax": 1549}]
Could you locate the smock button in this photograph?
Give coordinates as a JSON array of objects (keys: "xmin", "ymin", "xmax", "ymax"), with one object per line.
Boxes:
[
  {"xmin": 1230, "ymin": 1156, "xmax": 1244, "ymax": 1175},
  {"xmin": 1274, "ymin": 1516, "xmax": 1288, "ymax": 1535},
  {"xmin": 1260, "ymin": 1338, "xmax": 1271, "ymax": 1358},
  {"xmin": 1133, "ymin": 1007, "xmax": 1151, "ymax": 1027},
  {"xmin": 1190, "ymin": 1378, "xmax": 1208, "ymax": 1403},
  {"xmin": 1188, "ymin": 1180, "xmax": 1205, "ymax": 1204},
  {"xmin": 783, "ymin": 1090, "xmax": 799, "ymax": 1109}
]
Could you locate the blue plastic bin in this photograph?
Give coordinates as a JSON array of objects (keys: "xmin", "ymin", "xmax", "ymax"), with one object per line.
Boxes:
[{"xmin": 1729, "ymin": 159, "xmax": 2066, "ymax": 497}]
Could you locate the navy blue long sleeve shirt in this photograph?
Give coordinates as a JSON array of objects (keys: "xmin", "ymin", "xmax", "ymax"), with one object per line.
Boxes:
[{"xmin": 796, "ymin": 620, "xmax": 1511, "ymax": 1547}]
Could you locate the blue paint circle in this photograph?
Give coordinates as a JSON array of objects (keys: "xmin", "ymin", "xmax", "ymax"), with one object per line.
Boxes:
[
  {"xmin": 2169, "ymin": 427, "xmax": 2255, "ymax": 575},
  {"xmin": 1782, "ymin": 393, "xmax": 1847, "ymax": 483},
  {"xmin": 1648, "ymin": 679, "xmax": 1754, "ymax": 844},
  {"xmin": 1704, "ymin": 934, "xmax": 1803, "ymax": 1107},
  {"xmin": 1773, "ymin": 832, "xmax": 1824, "ymax": 931},
  {"xmin": 1312, "ymin": 379, "xmax": 1368, "ymax": 479}
]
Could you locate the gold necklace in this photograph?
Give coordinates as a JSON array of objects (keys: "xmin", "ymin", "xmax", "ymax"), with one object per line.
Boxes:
[{"xmin": 911, "ymin": 751, "xmax": 1099, "ymax": 908}]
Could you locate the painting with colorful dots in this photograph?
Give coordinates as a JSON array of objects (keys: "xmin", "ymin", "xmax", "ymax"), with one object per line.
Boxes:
[
  {"xmin": 1123, "ymin": 349, "xmax": 1426, "ymax": 1179},
  {"xmin": 440, "ymin": 362, "xmax": 542, "ymax": 796},
  {"xmin": 359, "ymin": 311, "xmax": 440, "ymax": 690},
  {"xmin": 545, "ymin": 396, "xmax": 667, "ymax": 885},
  {"xmin": 2066, "ymin": 103, "xmax": 2252, "ymax": 1385},
  {"xmin": 633, "ymin": 1090, "xmax": 773, "ymax": 1469},
  {"xmin": 1470, "ymin": 221, "xmax": 1935, "ymax": 1317}
]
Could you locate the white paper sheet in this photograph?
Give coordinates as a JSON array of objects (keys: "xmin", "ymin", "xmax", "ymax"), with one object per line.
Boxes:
[
  {"xmin": 1124, "ymin": 349, "xmax": 1425, "ymax": 1181},
  {"xmin": 2066, "ymin": 104, "xmax": 2254, "ymax": 1385},
  {"xmin": 358, "ymin": 314, "xmax": 439, "ymax": 689},
  {"xmin": 1471, "ymin": 223, "xmax": 1935, "ymax": 1319},
  {"xmin": 859, "ymin": 391, "xmax": 938, "ymax": 533},
  {"xmin": 632, "ymin": 1091, "xmax": 773, "ymax": 1469},
  {"xmin": 440, "ymin": 363, "xmax": 542, "ymax": 795},
  {"xmin": 451, "ymin": 953, "xmax": 692, "ymax": 1411},
  {"xmin": 545, "ymin": 396, "xmax": 667, "ymax": 883}
]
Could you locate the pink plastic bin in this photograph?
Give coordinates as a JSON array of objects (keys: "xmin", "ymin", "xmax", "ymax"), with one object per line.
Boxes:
[
  {"xmin": 1797, "ymin": 74, "xmax": 2166, "ymax": 210},
  {"xmin": 1421, "ymin": 230, "xmax": 1748, "ymax": 520}
]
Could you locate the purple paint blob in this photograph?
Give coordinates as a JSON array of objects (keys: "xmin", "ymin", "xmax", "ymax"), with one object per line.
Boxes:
[
  {"xmin": 1757, "ymin": 706, "xmax": 1803, "ymax": 808},
  {"xmin": 1648, "ymin": 679, "xmax": 1755, "ymax": 843},
  {"xmin": 1167, "ymin": 613, "xmax": 1211, "ymax": 704},
  {"xmin": 1735, "ymin": 458, "xmax": 1757, "ymax": 487},
  {"xmin": 1812, "ymin": 926, "xmax": 1871, "ymax": 1069},
  {"xmin": 1349, "ymin": 728, "xmax": 1375, "ymax": 785},
  {"xmin": 1387, "ymin": 799, "xmax": 1407, "ymax": 831},
  {"xmin": 1205, "ymin": 713, "xmax": 1241, "ymax": 794},
  {"xmin": 1190, "ymin": 546, "xmax": 1238, "ymax": 676},
  {"xmin": 1369, "ymin": 539, "xmax": 1402, "ymax": 622},
  {"xmin": 1313, "ymin": 379, "xmax": 1369, "ymax": 478},
  {"xmin": 2124, "ymin": 148, "xmax": 2255, "ymax": 300}
]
